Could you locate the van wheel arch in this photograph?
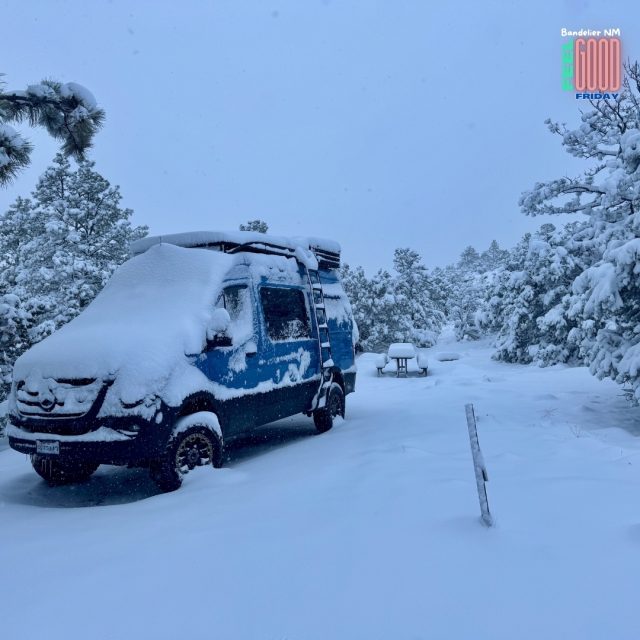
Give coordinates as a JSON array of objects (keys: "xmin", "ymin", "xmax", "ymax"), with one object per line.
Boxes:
[{"xmin": 177, "ymin": 392, "xmax": 221, "ymax": 418}]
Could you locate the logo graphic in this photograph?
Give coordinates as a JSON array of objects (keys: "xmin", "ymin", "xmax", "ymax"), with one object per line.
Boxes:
[{"xmin": 561, "ymin": 29, "xmax": 622, "ymax": 99}]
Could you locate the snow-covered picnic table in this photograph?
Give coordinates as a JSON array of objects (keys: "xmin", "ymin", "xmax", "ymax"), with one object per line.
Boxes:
[{"xmin": 376, "ymin": 343, "xmax": 428, "ymax": 377}]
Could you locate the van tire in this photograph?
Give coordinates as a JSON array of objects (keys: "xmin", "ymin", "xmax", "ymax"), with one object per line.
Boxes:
[
  {"xmin": 313, "ymin": 383, "xmax": 345, "ymax": 434},
  {"xmin": 30, "ymin": 455, "xmax": 99, "ymax": 485},
  {"xmin": 150, "ymin": 426, "xmax": 222, "ymax": 493}
]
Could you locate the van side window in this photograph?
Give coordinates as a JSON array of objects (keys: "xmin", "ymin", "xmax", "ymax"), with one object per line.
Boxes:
[
  {"xmin": 260, "ymin": 287, "xmax": 311, "ymax": 341},
  {"xmin": 219, "ymin": 285, "xmax": 253, "ymax": 344}
]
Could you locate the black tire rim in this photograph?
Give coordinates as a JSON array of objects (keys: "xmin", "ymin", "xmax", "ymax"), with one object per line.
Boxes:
[{"xmin": 175, "ymin": 432, "xmax": 214, "ymax": 475}]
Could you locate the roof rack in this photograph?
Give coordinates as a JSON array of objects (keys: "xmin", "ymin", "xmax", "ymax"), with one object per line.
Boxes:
[
  {"xmin": 130, "ymin": 231, "xmax": 341, "ymax": 270},
  {"xmin": 225, "ymin": 241, "xmax": 340, "ymax": 270}
]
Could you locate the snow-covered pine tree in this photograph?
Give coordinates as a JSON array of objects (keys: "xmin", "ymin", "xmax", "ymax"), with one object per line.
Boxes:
[
  {"xmin": 0, "ymin": 196, "xmax": 39, "ymax": 417},
  {"xmin": 342, "ymin": 242, "xmax": 507, "ymax": 352},
  {"xmin": 392, "ymin": 248, "xmax": 443, "ymax": 347},
  {"xmin": 458, "ymin": 245, "xmax": 481, "ymax": 272},
  {"xmin": 520, "ymin": 61, "xmax": 640, "ymax": 401},
  {"xmin": 0, "ymin": 154, "xmax": 148, "ymax": 428},
  {"xmin": 480, "ymin": 233, "xmax": 532, "ymax": 361},
  {"xmin": 0, "ymin": 76, "xmax": 104, "ymax": 185},
  {"xmin": 447, "ymin": 269, "xmax": 485, "ymax": 341},
  {"xmin": 485, "ymin": 225, "xmax": 587, "ymax": 364},
  {"xmin": 366, "ymin": 268, "xmax": 406, "ymax": 351},
  {"xmin": 340, "ymin": 264, "xmax": 402, "ymax": 352},
  {"xmin": 480, "ymin": 240, "xmax": 509, "ymax": 271},
  {"xmin": 0, "ymin": 293, "xmax": 30, "ymax": 411},
  {"xmin": 428, "ymin": 266, "xmax": 452, "ymax": 317},
  {"xmin": 239, "ymin": 219, "xmax": 269, "ymax": 233},
  {"xmin": 440, "ymin": 241, "xmax": 508, "ymax": 341},
  {"xmin": 339, "ymin": 264, "xmax": 371, "ymax": 351}
]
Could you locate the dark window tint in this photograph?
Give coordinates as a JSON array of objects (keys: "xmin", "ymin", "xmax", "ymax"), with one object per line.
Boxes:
[{"xmin": 260, "ymin": 287, "xmax": 311, "ymax": 341}]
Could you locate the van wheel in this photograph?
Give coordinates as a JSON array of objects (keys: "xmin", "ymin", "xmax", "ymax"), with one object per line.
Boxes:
[
  {"xmin": 313, "ymin": 383, "xmax": 345, "ymax": 434},
  {"xmin": 150, "ymin": 426, "xmax": 222, "ymax": 493},
  {"xmin": 30, "ymin": 455, "xmax": 99, "ymax": 485}
]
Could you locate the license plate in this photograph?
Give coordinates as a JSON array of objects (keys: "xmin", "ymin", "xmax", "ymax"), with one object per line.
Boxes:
[{"xmin": 36, "ymin": 441, "xmax": 60, "ymax": 455}]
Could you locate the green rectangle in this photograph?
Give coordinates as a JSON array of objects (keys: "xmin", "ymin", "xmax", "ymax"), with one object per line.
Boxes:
[{"xmin": 562, "ymin": 39, "xmax": 574, "ymax": 90}]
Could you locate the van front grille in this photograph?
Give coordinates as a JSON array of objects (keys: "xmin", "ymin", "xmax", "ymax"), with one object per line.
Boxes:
[{"xmin": 15, "ymin": 377, "xmax": 101, "ymax": 419}]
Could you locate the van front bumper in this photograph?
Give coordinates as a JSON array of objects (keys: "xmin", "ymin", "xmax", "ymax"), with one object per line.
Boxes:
[{"xmin": 7, "ymin": 416, "xmax": 173, "ymax": 467}]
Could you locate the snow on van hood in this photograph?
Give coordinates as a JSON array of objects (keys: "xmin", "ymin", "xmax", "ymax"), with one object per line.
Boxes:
[{"xmin": 13, "ymin": 244, "xmax": 234, "ymax": 407}]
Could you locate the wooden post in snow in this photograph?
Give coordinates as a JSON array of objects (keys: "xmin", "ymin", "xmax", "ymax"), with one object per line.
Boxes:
[{"xmin": 465, "ymin": 403, "xmax": 493, "ymax": 527}]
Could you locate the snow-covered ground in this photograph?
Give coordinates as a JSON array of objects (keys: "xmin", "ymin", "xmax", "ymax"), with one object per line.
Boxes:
[{"xmin": 2, "ymin": 336, "xmax": 640, "ymax": 639}]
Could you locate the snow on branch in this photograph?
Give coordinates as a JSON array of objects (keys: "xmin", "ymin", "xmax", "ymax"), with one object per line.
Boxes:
[
  {"xmin": 521, "ymin": 63, "xmax": 640, "ymax": 220},
  {"xmin": 0, "ymin": 78, "xmax": 105, "ymax": 186}
]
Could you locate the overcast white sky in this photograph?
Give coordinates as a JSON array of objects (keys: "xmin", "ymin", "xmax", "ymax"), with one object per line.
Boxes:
[{"xmin": 1, "ymin": 0, "xmax": 638, "ymax": 272}]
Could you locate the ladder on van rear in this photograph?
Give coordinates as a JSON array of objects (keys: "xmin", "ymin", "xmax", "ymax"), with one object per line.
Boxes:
[{"xmin": 307, "ymin": 269, "xmax": 334, "ymax": 410}]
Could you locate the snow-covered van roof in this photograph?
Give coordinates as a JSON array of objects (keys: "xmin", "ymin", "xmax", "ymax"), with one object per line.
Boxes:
[{"xmin": 130, "ymin": 230, "xmax": 342, "ymax": 269}]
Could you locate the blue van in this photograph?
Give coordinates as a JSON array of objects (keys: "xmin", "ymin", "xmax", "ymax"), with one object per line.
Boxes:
[{"xmin": 7, "ymin": 231, "xmax": 357, "ymax": 491}]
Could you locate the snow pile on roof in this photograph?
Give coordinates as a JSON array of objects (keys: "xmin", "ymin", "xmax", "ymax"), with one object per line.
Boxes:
[
  {"xmin": 130, "ymin": 230, "xmax": 340, "ymax": 259},
  {"xmin": 13, "ymin": 244, "xmax": 235, "ymax": 406}
]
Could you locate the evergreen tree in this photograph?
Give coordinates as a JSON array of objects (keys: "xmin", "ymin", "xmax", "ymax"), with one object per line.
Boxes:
[
  {"xmin": 366, "ymin": 268, "xmax": 405, "ymax": 351},
  {"xmin": 480, "ymin": 240, "xmax": 509, "ymax": 272},
  {"xmin": 0, "ymin": 76, "xmax": 104, "ymax": 185},
  {"xmin": 479, "ymin": 234, "xmax": 532, "ymax": 360},
  {"xmin": 239, "ymin": 219, "xmax": 269, "ymax": 233},
  {"xmin": 520, "ymin": 61, "xmax": 640, "ymax": 401},
  {"xmin": 339, "ymin": 264, "xmax": 372, "ymax": 350},
  {"xmin": 0, "ymin": 154, "xmax": 148, "ymax": 422},
  {"xmin": 392, "ymin": 248, "xmax": 443, "ymax": 347},
  {"xmin": 341, "ymin": 249, "xmax": 445, "ymax": 352},
  {"xmin": 484, "ymin": 223, "xmax": 595, "ymax": 365},
  {"xmin": 0, "ymin": 293, "xmax": 30, "ymax": 409},
  {"xmin": 428, "ymin": 266, "xmax": 452, "ymax": 316},
  {"xmin": 447, "ymin": 270, "xmax": 485, "ymax": 341},
  {"xmin": 439, "ymin": 241, "xmax": 509, "ymax": 341},
  {"xmin": 458, "ymin": 246, "xmax": 481, "ymax": 272},
  {"xmin": 340, "ymin": 265, "xmax": 403, "ymax": 352}
]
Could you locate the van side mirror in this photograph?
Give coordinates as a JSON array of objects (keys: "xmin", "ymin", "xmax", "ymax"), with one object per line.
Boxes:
[{"xmin": 207, "ymin": 308, "xmax": 232, "ymax": 349}]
